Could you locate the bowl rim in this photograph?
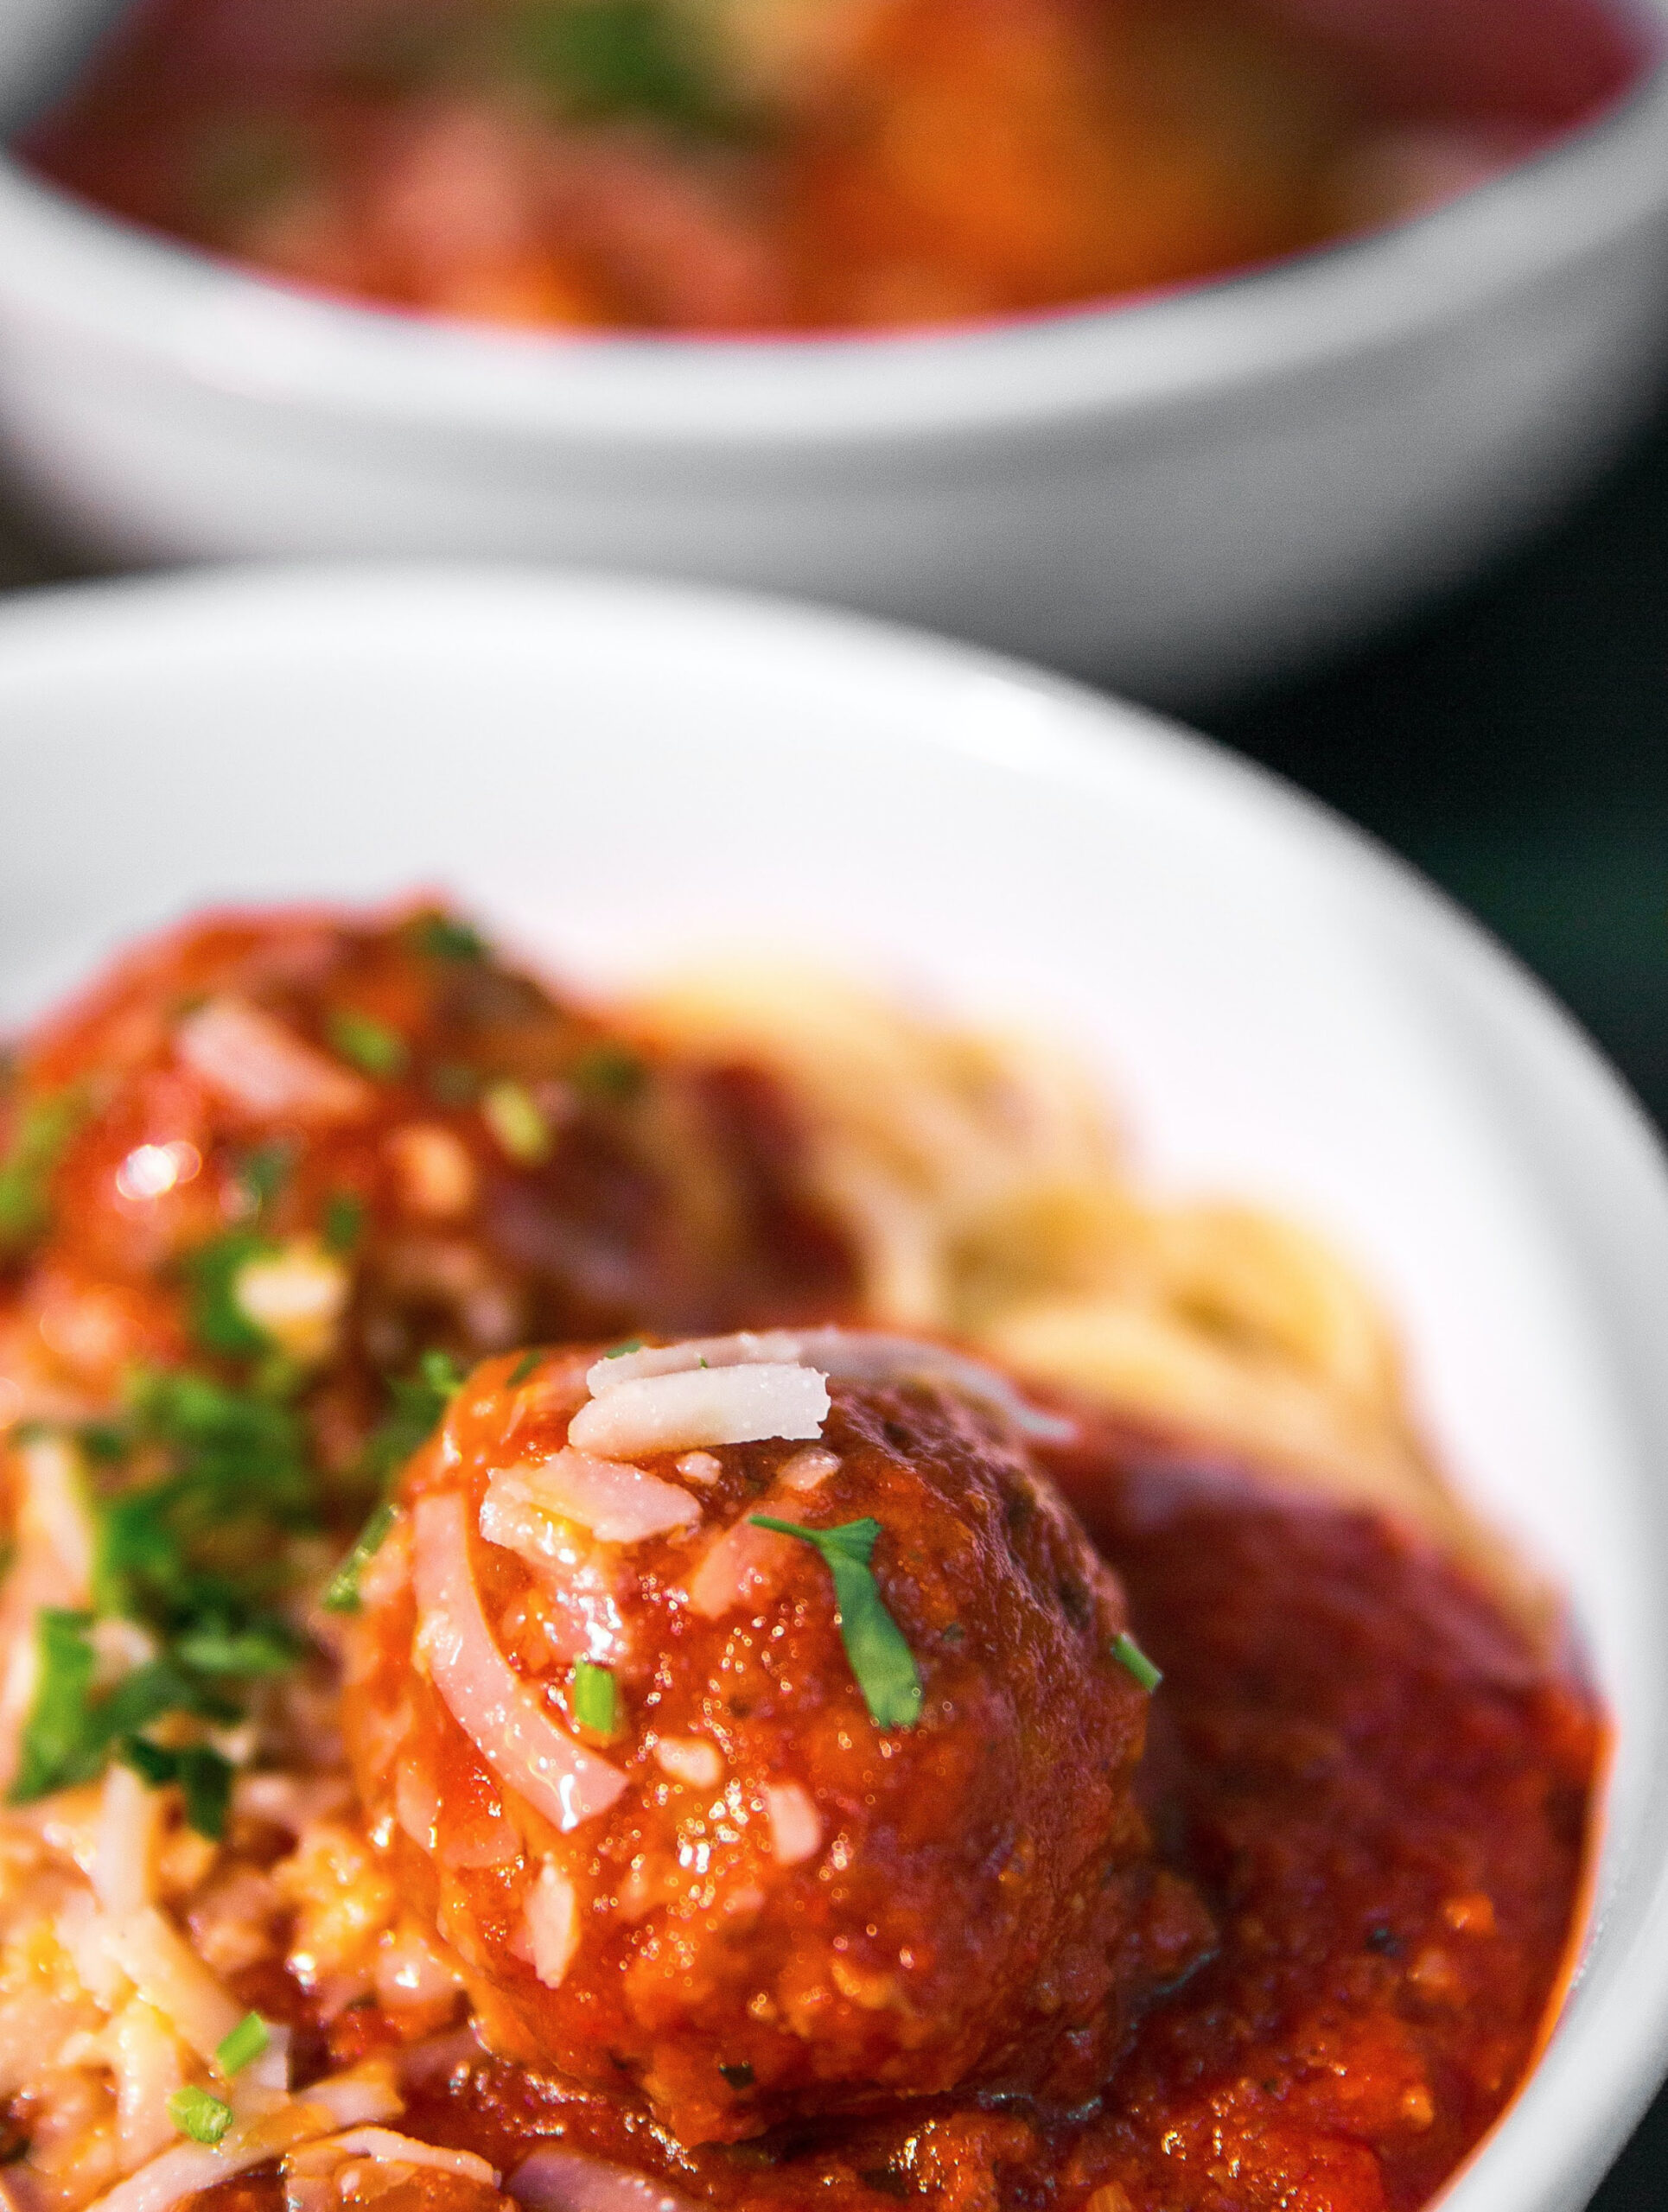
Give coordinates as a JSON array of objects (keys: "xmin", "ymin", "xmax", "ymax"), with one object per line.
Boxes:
[
  {"xmin": 0, "ymin": 3, "xmax": 1665, "ymax": 447},
  {"xmin": 2, "ymin": 556, "xmax": 1668, "ymax": 2211}
]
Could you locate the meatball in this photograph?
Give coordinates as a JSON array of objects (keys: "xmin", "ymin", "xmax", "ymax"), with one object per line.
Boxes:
[
  {"xmin": 343, "ymin": 1329, "xmax": 1211, "ymax": 2145},
  {"xmin": 0, "ymin": 902, "xmax": 851, "ymax": 1421}
]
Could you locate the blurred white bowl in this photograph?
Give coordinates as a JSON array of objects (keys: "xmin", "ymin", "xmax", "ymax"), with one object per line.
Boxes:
[
  {"xmin": 3, "ymin": 560, "xmax": 1668, "ymax": 2202},
  {"xmin": 0, "ymin": 3, "xmax": 1666, "ymax": 698}
]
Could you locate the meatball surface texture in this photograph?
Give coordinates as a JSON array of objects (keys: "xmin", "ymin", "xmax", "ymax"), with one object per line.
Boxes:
[{"xmin": 344, "ymin": 1332, "xmax": 1209, "ymax": 2144}]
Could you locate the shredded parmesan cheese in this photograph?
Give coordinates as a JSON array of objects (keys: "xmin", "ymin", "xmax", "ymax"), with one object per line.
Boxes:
[
  {"xmin": 524, "ymin": 1859, "xmax": 581, "ymax": 1990},
  {"xmin": 103, "ymin": 1908, "xmax": 244, "ymax": 2064},
  {"xmin": 763, "ymin": 1783, "xmax": 823, "ymax": 1867},
  {"xmin": 583, "ymin": 1327, "xmax": 1070, "ymax": 1443},
  {"xmin": 109, "ymin": 1998, "xmax": 185, "ymax": 2168},
  {"xmin": 777, "ymin": 1447, "xmax": 840, "ymax": 1493},
  {"xmin": 94, "ymin": 1762, "xmax": 161, "ymax": 1918},
  {"xmin": 295, "ymin": 2129, "xmax": 499, "ymax": 2185},
  {"xmin": 482, "ymin": 1451, "xmax": 701, "ymax": 1549},
  {"xmin": 176, "ymin": 1000, "xmax": 371, "ymax": 1122},
  {"xmin": 568, "ymin": 1365, "xmax": 829, "ymax": 1460},
  {"xmin": 412, "ymin": 1493, "xmax": 627, "ymax": 1834},
  {"xmin": 85, "ymin": 2064, "xmax": 401, "ymax": 2212},
  {"xmin": 653, "ymin": 1738, "xmax": 723, "ymax": 1790},
  {"xmin": 585, "ymin": 1332, "xmax": 805, "ymax": 1395}
]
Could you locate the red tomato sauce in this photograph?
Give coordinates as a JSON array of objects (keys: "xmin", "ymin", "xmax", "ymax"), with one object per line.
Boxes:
[
  {"xmin": 0, "ymin": 906, "xmax": 1601, "ymax": 2210},
  {"xmin": 20, "ymin": 0, "xmax": 1647, "ymax": 335},
  {"xmin": 202, "ymin": 1429, "xmax": 1599, "ymax": 2212}
]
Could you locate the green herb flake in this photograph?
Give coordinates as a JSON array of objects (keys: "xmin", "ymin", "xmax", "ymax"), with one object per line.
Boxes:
[
  {"xmin": 506, "ymin": 1349, "xmax": 544, "ymax": 1389},
  {"xmin": 214, "ymin": 2012, "xmax": 270, "ymax": 2077},
  {"xmin": 117, "ymin": 1735, "xmax": 178, "ymax": 1789},
  {"xmin": 323, "ymin": 1192, "xmax": 364, "ymax": 1255},
  {"xmin": 604, "ymin": 1338, "xmax": 645, "ymax": 1360},
  {"xmin": 115, "ymin": 1738, "xmax": 234, "ymax": 1839},
  {"xmin": 177, "ymin": 1745, "xmax": 234, "ymax": 1840},
  {"xmin": 748, "ymin": 1516, "xmax": 922, "ymax": 1731},
  {"xmin": 405, "ymin": 912, "xmax": 487, "ymax": 963},
  {"xmin": 0, "ymin": 1087, "xmax": 86, "ymax": 1255},
  {"xmin": 10, "ymin": 1610, "xmax": 98, "ymax": 1802},
  {"xmin": 481, "ymin": 1081, "xmax": 551, "ymax": 1165},
  {"xmin": 15, "ymin": 1362, "xmax": 324, "ymax": 1812},
  {"xmin": 421, "ymin": 1349, "xmax": 466, "ymax": 1399},
  {"xmin": 1111, "ymin": 1630, "xmax": 1162, "ymax": 1693},
  {"xmin": 322, "ymin": 1501, "xmax": 399, "ymax": 1615},
  {"xmin": 509, "ymin": 0, "xmax": 742, "ymax": 136},
  {"xmin": 328, "ymin": 1008, "xmax": 409, "ymax": 1080},
  {"xmin": 171, "ymin": 1619, "xmax": 301, "ymax": 1675},
  {"xmin": 572, "ymin": 1657, "xmax": 618, "ymax": 1737},
  {"xmin": 169, "ymin": 2086, "xmax": 234, "ymax": 2146},
  {"xmin": 570, "ymin": 1043, "xmax": 648, "ymax": 1105}
]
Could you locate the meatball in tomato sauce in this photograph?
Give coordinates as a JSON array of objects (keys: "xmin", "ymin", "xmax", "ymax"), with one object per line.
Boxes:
[
  {"xmin": 343, "ymin": 1331, "xmax": 1210, "ymax": 2144},
  {"xmin": 0, "ymin": 903, "xmax": 851, "ymax": 1432}
]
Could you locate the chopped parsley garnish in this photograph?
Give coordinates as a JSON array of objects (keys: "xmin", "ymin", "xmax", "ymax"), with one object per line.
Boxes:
[
  {"xmin": 404, "ymin": 912, "xmax": 487, "ymax": 963},
  {"xmin": 506, "ymin": 1349, "xmax": 544, "ymax": 1389},
  {"xmin": 322, "ymin": 1500, "xmax": 398, "ymax": 1616},
  {"xmin": 748, "ymin": 1516, "xmax": 922, "ymax": 1731},
  {"xmin": 168, "ymin": 2087, "xmax": 233, "ymax": 2146},
  {"xmin": 323, "ymin": 1192, "xmax": 364, "ymax": 1254},
  {"xmin": 175, "ymin": 1745, "xmax": 235, "ymax": 1841},
  {"xmin": 328, "ymin": 1008, "xmax": 409, "ymax": 1079},
  {"xmin": 171, "ymin": 1619, "xmax": 301, "ymax": 1675},
  {"xmin": 10, "ymin": 1369, "xmax": 322, "ymax": 1826},
  {"xmin": 571, "ymin": 1043, "xmax": 648, "ymax": 1105},
  {"xmin": 421, "ymin": 1349, "xmax": 467, "ymax": 1398},
  {"xmin": 0, "ymin": 1086, "xmax": 86, "ymax": 1255},
  {"xmin": 12, "ymin": 1611, "xmax": 98, "ymax": 1799},
  {"xmin": 1111, "ymin": 1630, "xmax": 1162, "ymax": 1693},
  {"xmin": 482, "ymin": 1080, "xmax": 551, "ymax": 1164},
  {"xmin": 508, "ymin": 0, "xmax": 742, "ymax": 136},
  {"xmin": 604, "ymin": 1338, "xmax": 645, "ymax": 1359},
  {"xmin": 118, "ymin": 1735, "xmax": 236, "ymax": 1839},
  {"xmin": 214, "ymin": 2012, "xmax": 270, "ymax": 2077},
  {"xmin": 571, "ymin": 1657, "xmax": 618, "ymax": 1737}
]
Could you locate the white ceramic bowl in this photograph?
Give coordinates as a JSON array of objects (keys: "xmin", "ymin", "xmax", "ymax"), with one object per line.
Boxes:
[
  {"xmin": 2, "ymin": 6, "xmax": 1668, "ymax": 698},
  {"xmin": 2, "ymin": 560, "xmax": 1667, "ymax": 2204}
]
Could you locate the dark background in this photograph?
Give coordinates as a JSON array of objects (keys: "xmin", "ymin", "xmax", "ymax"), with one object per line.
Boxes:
[
  {"xmin": 1210, "ymin": 387, "xmax": 1668, "ymax": 2212},
  {"xmin": 0, "ymin": 369, "xmax": 1663, "ymax": 2209}
]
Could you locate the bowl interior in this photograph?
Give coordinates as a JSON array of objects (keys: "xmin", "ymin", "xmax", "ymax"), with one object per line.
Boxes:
[
  {"xmin": 0, "ymin": 0, "xmax": 1665, "ymax": 450},
  {"xmin": 1, "ymin": 565, "xmax": 1666, "ymax": 2206}
]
